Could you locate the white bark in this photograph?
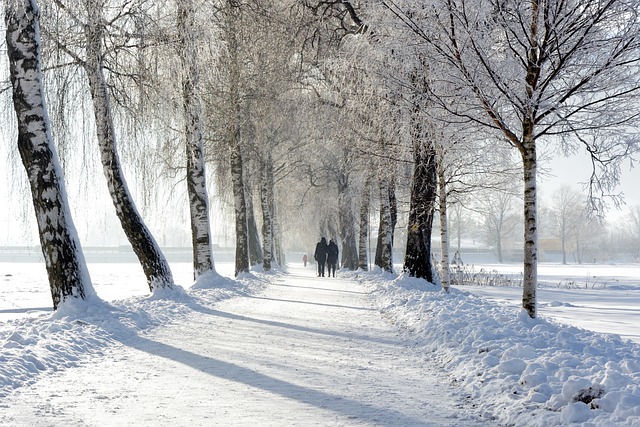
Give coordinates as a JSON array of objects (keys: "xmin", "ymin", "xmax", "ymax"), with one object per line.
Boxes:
[
  {"xmin": 260, "ymin": 159, "xmax": 273, "ymax": 271},
  {"xmin": 223, "ymin": 1, "xmax": 249, "ymax": 276},
  {"xmin": 522, "ymin": 140, "xmax": 537, "ymax": 318},
  {"xmin": 366, "ymin": 0, "xmax": 640, "ymax": 316},
  {"xmin": 357, "ymin": 177, "xmax": 371, "ymax": 271},
  {"xmin": 83, "ymin": 0, "xmax": 173, "ymax": 291},
  {"xmin": 376, "ymin": 177, "xmax": 393, "ymax": 272},
  {"xmin": 5, "ymin": 0, "xmax": 95, "ymax": 309},
  {"xmin": 177, "ymin": 0, "xmax": 215, "ymax": 279},
  {"xmin": 437, "ymin": 149, "xmax": 450, "ymax": 292}
]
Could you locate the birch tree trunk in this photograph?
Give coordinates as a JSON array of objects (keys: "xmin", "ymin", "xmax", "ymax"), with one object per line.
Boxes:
[
  {"xmin": 177, "ymin": 0, "xmax": 215, "ymax": 279},
  {"xmin": 260, "ymin": 159, "xmax": 273, "ymax": 271},
  {"xmin": 83, "ymin": 0, "xmax": 173, "ymax": 291},
  {"xmin": 521, "ymin": 133, "xmax": 537, "ymax": 318},
  {"xmin": 5, "ymin": 0, "xmax": 95, "ymax": 310},
  {"xmin": 246, "ymin": 189, "xmax": 263, "ymax": 266},
  {"xmin": 403, "ymin": 137, "xmax": 437, "ymax": 282},
  {"xmin": 357, "ymin": 178, "xmax": 371, "ymax": 271},
  {"xmin": 264, "ymin": 156, "xmax": 283, "ymax": 267},
  {"xmin": 375, "ymin": 177, "xmax": 394, "ymax": 272},
  {"xmin": 231, "ymin": 145, "xmax": 249, "ymax": 275},
  {"xmin": 436, "ymin": 149, "xmax": 450, "ymax": 292},
  {"xmin": 226, "ymin": 2, "xmax": 249, "ymax": 276}
]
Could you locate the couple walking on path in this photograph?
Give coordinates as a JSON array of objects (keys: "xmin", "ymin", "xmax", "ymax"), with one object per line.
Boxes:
[{"xmin": 314, "ymin": 237, "xmax": 339, "ymax": 277}]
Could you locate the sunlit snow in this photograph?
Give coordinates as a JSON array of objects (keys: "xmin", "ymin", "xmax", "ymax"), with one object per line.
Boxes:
[{"xmin": 0, "ymin": 260, "xmax": 638, "ymax": 426}]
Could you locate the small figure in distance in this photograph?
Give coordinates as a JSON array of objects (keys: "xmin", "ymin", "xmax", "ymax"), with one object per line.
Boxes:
[
  {"xmin": 314, "ymin": 237, "xmax": 328, "ymax": 277},
  {"xmin": 303, "ymin": 253, "xmax": 308, "ymax": 267},
  {"xmin": 327, "ymin": 238, "xmax": 339, "ymax": 278}
]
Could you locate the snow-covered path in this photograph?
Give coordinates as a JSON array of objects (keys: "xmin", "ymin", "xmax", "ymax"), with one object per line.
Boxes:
[{"xmin": 0, "ymin": 266, "xmax": 495, "ymax": 426}]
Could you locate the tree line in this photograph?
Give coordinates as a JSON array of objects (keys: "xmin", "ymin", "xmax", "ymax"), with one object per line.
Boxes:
[{"xmin": 2, "ymin": 0, "xmax": 639, "ymax": 318}]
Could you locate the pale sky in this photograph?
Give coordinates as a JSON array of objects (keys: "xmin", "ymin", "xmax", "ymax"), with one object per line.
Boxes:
[
  {"xmin": 542, "ymin": 150, "xmax": 640, "ymax": 219},
  {"xmin": 1, "ymin": 144, "xmax": 639, "ymax": 246}
]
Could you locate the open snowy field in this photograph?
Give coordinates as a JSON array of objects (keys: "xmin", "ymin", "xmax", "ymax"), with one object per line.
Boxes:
[
  {"xmin": 1, "ymin": 261, "xmax": 639, "ymax": 426},
  {"xmin": 458, "ymin": 263, "xmax": 640, "ymax": 344},
  {"xmin": 3, "ymin": 261, "xmax": 639, "ymax": 344},
  {"xmin": 0, "ymin": 261, "xmax": 234, "ymax": 323}
]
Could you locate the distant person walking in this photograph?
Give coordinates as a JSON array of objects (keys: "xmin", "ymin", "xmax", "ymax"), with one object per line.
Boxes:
[
  {"xmin": 327, "ymin": 239, "xmax": 339, "ymax": 277},
  {"xmin": 314, "ymin": 237, "xmax": 328, "ymax": 277},
  {"xmin": 303, "ymin": 254, "xmax": 308, "ymax": 267}
]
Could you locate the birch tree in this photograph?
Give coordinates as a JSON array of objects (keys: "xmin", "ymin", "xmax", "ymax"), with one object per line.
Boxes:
[
  {"xmin": 260, "ymin": 156, "xmax": 274, "ymax": 270},
  {"xmin": 308, "ymin": 2, "xmax": 441, "ymax": 280},
  {"xmin": 82, "ymin": 0, "xmax": 173, "ymax": 291},
  {"xmin": 436, "ymin": 145, "xmax": 450, "ymax": 291},
  {"xmin": 357, "ymin": 176, "xmax": 371, "ymax": 270},
  {"xmin": 176, "ymin": 0, "xmax": 216, "ymax": 279},
  {"xmin": 379, "ymin": 0, "xmax": 640, "ymax": 317},
  {"xmin": 245, "ymin": 189, "xmax": 263, "ymax": 266},
  {"xmin": 224, "ymin": 1, "xmax": 249, "ymax": 276},
  {"xmin": 39, "ymin": 0, "xmax": 174, "ymax": 291},
  {"xmin": 5, "ymin": 0, "xmax": 95, "ymax": 309}
]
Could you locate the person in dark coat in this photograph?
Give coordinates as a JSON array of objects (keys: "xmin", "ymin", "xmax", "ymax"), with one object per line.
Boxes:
[
  {"xmin": 327, "ymin": 239, "xmax": 339, "ymax": 277},
  {"xmin": 314, "ymin": 237, "xmax": 328, "ymax": 277}
]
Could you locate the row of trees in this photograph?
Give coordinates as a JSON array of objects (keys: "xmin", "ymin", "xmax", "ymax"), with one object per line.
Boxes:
[
  {"xmin": 3, "ymin": 0, "xmax": 640, "ymax": 318},
  {"xmin": 445, "ymin": 184, "xmax": 640, "ymax": 265},
  {"xmin": 312, "ymin": 0, "xmax": 640, "ymax": 317}
]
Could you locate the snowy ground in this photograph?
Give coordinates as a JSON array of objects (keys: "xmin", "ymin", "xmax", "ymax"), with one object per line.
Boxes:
[
  {"xmin": 458, "ymin": 263, "xmax": 640, "ymax": 344},
  {"xmin": 0, "ymin": 261, "xmax": 639, "ymax": 426}
]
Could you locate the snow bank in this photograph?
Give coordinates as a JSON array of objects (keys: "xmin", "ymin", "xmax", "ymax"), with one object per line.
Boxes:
[
  {"xmin": 0, "ymin": 274, "xmax": 265, "ymax": 398},
  {"xmin": 355, "ymin": 270, "xmax": 640, "ymax": 427}
]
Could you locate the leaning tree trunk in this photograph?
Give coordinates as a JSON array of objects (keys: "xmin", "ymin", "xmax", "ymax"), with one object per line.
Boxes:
[
  {"xmin": 6, "ymin": 0, "xmax": 95, "ymax": 310},
  {"xmin": 403, "ymin": 137, "xmax": 437, "ymax": 282},
  {"xmin": 177, "ymin": 0, "xmax": 215, "ymax": 279},
  {"xmin": 521, "ymin": 131, "xmax": 538, "ymax": 318},
  {"xmin": 338, "ymin": 173, "xmax": 358, "ymax": 270},
  {"xmin": 84, "ymin": 2, "xmax": 173, "ymax": 291},
  {"xmin": 260, "ymin": 159, "xmax": 273, "ymax": 271},
  {"xmin": 436, "ymin": 148, "xmax": 450, "ymax": 292},
  {"xmin": 375, "ymin": 177, "xmax": 394, "ymax": 272},
  {"xmin": 357, "ymin": 177, "xmax": 371, "ymax": 270}
]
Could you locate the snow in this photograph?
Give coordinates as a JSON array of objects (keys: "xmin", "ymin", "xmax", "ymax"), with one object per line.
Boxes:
[
  {"xmin": 1, "ymin": 261, "xmax": 639, "ymax": 426},
  {"xmin": 457, "ymin": 263, "xmax": 640, "ymax": 344}
]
